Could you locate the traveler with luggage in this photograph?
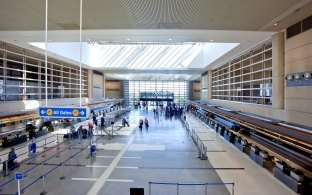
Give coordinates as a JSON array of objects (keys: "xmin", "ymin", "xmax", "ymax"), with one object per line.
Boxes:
[{"xmin": 8, "ymin": 148, "xmax": 18, "ymax": 170}]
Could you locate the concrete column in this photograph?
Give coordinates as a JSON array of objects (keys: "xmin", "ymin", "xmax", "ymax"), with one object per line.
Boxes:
[
  {"xmin": 102, "ymin": 74, "xmax": 105, "ymax": 98},
  {"xmin": 87, "ymin": 69, "xmax": 93, "ymax": 98},
  {"xmin": 272, "ymin": 32, "xmax": 285, "ymax": 109},
  {"xmin": 200, "ymin": 72, "xmax": 208, "ymax": 103},
  {"xmin": 208, "ymin": 70, "xmax": 212, "ymax": 102}
]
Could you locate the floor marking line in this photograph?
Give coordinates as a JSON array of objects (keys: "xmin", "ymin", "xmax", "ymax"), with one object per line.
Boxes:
[
  {"xmin": 122, "ymin": 156, "xmax": 142, "ymax": 159},
  {"xmin": 96, "ymin": 156, "xmax": 115, "ymax": 158},
  {"xmin": 106, "ymin": 179, "xmax": 134, "ymax": 182},
  {"xmin": 71, "ymin": 178, "xmax": 98, "ymax": 181},
  {"xmin": 116, "ymin": 166, "xmax": 138, "ymax": 169},
  {"xmin": 86, "ymin": 165, "xmax": 108, "ymax": 168},
  {"xmin": 87, "ymin": 136, "xmax": 135, "ymax": 195}
]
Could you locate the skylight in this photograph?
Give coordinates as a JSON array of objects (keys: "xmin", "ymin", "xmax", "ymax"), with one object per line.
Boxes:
[{"xmin": 29, "ymin": 42, "xmax": 239, "ymax": 70}]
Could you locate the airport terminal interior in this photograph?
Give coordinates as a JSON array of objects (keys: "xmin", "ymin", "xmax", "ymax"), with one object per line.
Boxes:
[{"xmin": 0, "ymin": 0, "xmax": 311, "ymax": 194}]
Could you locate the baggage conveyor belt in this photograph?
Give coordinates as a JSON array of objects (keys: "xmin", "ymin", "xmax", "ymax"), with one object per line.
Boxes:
[{"xmin": 188, "ymin": 101, "xmax": 312, "ymax": 177}]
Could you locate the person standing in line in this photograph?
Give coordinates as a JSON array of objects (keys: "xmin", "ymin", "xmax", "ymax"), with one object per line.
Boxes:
[{"xmin": 8, "ymin": 147, "xmax": 17, "ymax": 170}]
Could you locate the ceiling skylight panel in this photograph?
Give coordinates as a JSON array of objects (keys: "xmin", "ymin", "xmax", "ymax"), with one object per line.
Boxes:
[
  {"xmin": 99, "ymin": 45, "xmax": 122, "ymax": 67},
  {"xmin": 170, "ymin": 46, "xmax": 193, "ymax": 68},
  {"xmin": 116, "ymin": 46, "xmax": 138, "ymax": 68},
  {"xmin": 161, "ymin": 45, "xmax": 187, "ymax": 68},
  {"xmin": 143, "ymin": 45, "xmax": 166, "ymax": 67},
  {"xmin": 152, "ymin": 46, "xmax": 176, "ymax": 69},
  {"xmin": 126, "ymin": 46, "xmax": 148, "ymax": 68},
  {"xmin": 156, "ymin": 45, "xmax": 180, "ymax": 69},
  {"xmin": 119, "ymin": 46, "xmax": 144, "ymax": 68},
  {"xmin": 113, "ymin": 45, "xmax": 135, "ymax": 67},
  {"xmin": 105, "ymin": 46, "xmax": 127, "ymax": 67},
  {"xmin": 96, "ymin": 45, "xmax": 117, "ymax": 66},
  {"xmin": 132, "ymin": 46, "xmax": 156, "ymax": 68},
  {"xmin": 147, "ymin": 46, "xmax": 171, "ymax": 68},
  {"xmin": 139, "ymin": 46, "xmax": 163, "ymax": 69}
]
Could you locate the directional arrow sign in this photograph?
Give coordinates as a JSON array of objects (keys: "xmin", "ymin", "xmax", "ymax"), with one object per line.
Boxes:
[{"xmin": 38, "ymin": 107, "xmax": 90, "ymax": 118}]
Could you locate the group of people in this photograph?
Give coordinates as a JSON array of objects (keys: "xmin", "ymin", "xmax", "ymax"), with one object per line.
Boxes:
[{"xmin": 139, "ymin": 118, "xmax": 149, "ymax": 130}]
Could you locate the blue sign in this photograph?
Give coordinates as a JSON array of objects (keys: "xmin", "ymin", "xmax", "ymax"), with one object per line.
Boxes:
[
  {"xmin": 38, "ymin": 107, "xmax": 89, "ymax": 118},
  {"xmin": 15, "ymin": 172, "xmax": 23, "ymax": 180}
]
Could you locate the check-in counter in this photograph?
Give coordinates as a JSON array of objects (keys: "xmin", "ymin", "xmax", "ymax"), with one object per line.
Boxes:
[
  {"xmin": 218, "ymin": 125, "xmax": 225, "ymax": 136},
  {"xmin": 234, "ymin": 137, "xmax": 251, "ymax": 155},
  {"xmin": 35, "ymin": 129, "xmax": 48, "ymax": 138},
  {"xmin": 224, "ymin": 129, "xmax": 234, "ymax": 143},
  {"xmin": 274, "ymin": 161, "xmax": 304, "ymax": 194},
  {"xmin": 250, "ymin": 145, "xmax": 275, "ymax": 172},
  {"xmin": 2, "ymin": 133, "xmax": 28, "ymax": 148}
]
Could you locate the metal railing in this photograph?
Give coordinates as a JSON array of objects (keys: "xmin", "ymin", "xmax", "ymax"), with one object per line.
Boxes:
[
  {"xmin": 148, "ymin": 181, "xmax": 234, "ymax": 195},
  {"xmin": 0, "ymin": 134, "xmax": 61, "ymax": 161}
]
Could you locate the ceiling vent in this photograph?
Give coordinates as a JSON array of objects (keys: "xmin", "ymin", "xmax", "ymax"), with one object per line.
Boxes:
[
  {"xmin": 57, "ymin": 23, "xmax": 80, "ymax": 30},
  {"xmin": 159, "ymin": 22, "xmax": 181, "ymax": 29}
]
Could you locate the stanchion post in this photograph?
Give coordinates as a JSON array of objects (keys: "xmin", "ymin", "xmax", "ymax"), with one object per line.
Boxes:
[
  {"xmin": 44, "ymin": 138, "xmax": 47, "ymax": 149},
  {"xmin": 5, "ymin": 160, "xmax": 9, "ymax": 176},
  {"xmin": 205, "ymin": 183, "xmax": 208, "ymax": 195},
  {"xmin": 176, "ymin": 183, "xmax": 179, "ymax": 195},
  {"xmin": 232, "ymin": 183, "xmax": 234, "ymax": 195},
  {"xmin": 17, "ymin": 180, "xmax": 21, "ymax": 195},
  {"xmin": 56, "ymin": 134, "xmax": 59, "ymax": 143},
  {"xmin": 149, "ymin": 182, "xmax": 151, "ymax": 195},
  {"xmin": 60, "ymin": 161, "xmax": 65, "ymax": 179},
  {"xmin": 76, "ymin": 152, "xmax": 80, "ymax": 166},
  {"xmin": 55, "ymin": 143, "xmax": 60, "ymax": 158},
  {"xmin": 40, "ymin": 162, "xmax": 47, "ymax": 195}
]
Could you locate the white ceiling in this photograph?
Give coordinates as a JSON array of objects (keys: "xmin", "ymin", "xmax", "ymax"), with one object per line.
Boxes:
[{"xmin": 0, "ymin": 0, "xmax": 311, "ymax": 80}]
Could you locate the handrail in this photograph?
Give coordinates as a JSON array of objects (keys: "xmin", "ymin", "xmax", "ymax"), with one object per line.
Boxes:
[
  {"xmin": 14, "ymin": 136, "xmax": 103, "ymax": 195},
  {"xmin": 0, "ymin": 140, "xmax": 69, "ymax": 189},
  {"xmin": 148, "ymin": 181, "xmax": 235, "ymax": 195},
  {"xmin": 0, "ymin": 134, "xmax": 59, "ymax": 160}
]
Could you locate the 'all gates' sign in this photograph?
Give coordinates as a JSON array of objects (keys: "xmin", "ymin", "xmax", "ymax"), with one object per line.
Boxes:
[{"xmin": 38, "ymin": 107, "xmax": 90, "ymax": 118}]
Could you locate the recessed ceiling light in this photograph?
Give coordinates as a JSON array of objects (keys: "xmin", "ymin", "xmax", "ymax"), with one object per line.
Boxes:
[
  {"xmin": 168, "ymin": 38, "xmax": 172, "ymax": 41},
  {"xmin": 48, "ymin": 39, "xmax": 52, "ymax": 42},
  {"xmin": 210, "ymin": 39, "xmax": 214, "ymax": 42},
  {"xmin": 86, "ymin": 38, "xmax": 90, "ymax": 41},
  {"xmin": 127, "ymin": 38, "xmax": 130, "ymax": 41},
  {"xmin": 274, "ymin": 22, "xmax": 279, "ymax": 26}
]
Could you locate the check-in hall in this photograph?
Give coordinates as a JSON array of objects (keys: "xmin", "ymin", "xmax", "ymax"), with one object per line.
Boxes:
[{"xmin": 0, "ymin": 0, "xmax": 311, "ymax": 195}]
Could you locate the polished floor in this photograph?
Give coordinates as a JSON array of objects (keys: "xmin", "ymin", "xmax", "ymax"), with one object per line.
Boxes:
[{"xmin": 0, "ymin": 108, "xmax": 295, "ymax": 195}]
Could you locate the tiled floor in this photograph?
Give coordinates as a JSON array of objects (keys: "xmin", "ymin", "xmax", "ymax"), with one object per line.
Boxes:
[{"xmin": 0, "ymin": 109, "xmax": 296, "ymax": 195}]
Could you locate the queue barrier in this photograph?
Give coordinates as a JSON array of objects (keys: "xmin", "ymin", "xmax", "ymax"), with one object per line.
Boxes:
[
  {"xmin": 0, "ymin": 134, "xmax": 61, "ymax": 162},
  {"xmin": 148, "ymin": 181, "xmax": 235, "ymax": 195},
  {"xmin": 0, "ymin": 139, "xmax": 73, "ymax": 191}
]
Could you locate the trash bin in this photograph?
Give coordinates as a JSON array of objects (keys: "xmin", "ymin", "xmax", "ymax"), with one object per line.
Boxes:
[{"xmin": 130, "ymin": 188, "xmax": 144, "ymax": 195}]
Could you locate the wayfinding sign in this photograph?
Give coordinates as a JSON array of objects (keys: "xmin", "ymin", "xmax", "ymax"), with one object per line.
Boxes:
[
  {"xmin": 38, "ymin": 107, "xmax": 90, "ymax": 118},
  {"xmin": 15, "ymin": 172, "xmax": 23, "ymax": 180}
]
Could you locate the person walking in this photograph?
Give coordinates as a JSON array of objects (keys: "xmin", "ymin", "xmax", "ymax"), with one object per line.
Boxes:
[
  {"xmin": 144, "ymin": 118, "xmax": 149, "ymax": 129},
  {"xmin": 139, "ymin": 119, "xmax": 143, "ymax": 130}
]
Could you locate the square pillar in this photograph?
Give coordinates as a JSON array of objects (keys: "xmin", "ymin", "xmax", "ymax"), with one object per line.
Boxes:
[{"xmin": 272, "ymin": 32, "xmax": 285, "ymax": 109}]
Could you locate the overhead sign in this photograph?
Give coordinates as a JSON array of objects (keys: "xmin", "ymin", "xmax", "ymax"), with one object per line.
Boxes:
[
  {"xmin": 38, "ymin": 107, "xmax": 90, "ymax": 118},
  {"xmin": 15, "ymin": 172, "xmax": 23, "ymax": 180}
]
